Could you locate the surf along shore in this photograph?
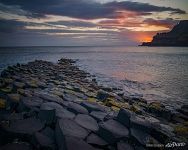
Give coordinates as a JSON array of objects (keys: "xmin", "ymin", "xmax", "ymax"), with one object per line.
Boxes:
[{"xmin": 0, "ymin": 58, "xmax": 187, "ymax": 150}]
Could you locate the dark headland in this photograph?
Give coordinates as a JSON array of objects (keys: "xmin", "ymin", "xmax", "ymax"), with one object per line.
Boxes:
[
  {"xmin": 141, "ymin": 20, "xmax": 188, "ymax": 47},
  {"xmin": 0, "ymin": 58, "xmax": 188, "ymax": 149}
]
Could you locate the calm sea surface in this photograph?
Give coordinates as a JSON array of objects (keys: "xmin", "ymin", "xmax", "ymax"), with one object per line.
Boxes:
[{"xmin": 0, "ymin": 46, "xmax": 188, "ymax": 108}]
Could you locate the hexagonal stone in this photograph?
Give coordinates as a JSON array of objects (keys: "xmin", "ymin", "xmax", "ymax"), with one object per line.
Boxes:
[
  {"xmin": 36, "ymin": 92, "xmax": 63, "ymax": 104},
  {"xmin": 98, "ymin": 119, "xmax": 129, "ymax": 144},
  {"xmin": 97, "ymin": 90, "xmax": 109, "ymax": 101},
  {"xmin": 67, "ymin": 102, "xmax": 88, "ymax": 114},
  {"xmin": 33, "ymin": 132, "xmax": 55, "ymax": 149},
  {"xmin": 38, "ymin": 109, "xmax": 56, "ymax": 125},
  {"xmin": 81, "ymin": 101, "xmax": 105, "ymax": 112},
  {"xmin": 3, "ymin": 118, "xmax": 44, "ymax": 135},
  {"xmin": 117, "ymin": 141, "xmax": 134, "ymax": 150},
  {"xmin": 56, "ymin": 119, "xmax": 89, "ymax": 140},
  {"xmin": 63, "ymin": 93, "xmax": 81, "ymax": 102},
  {"xmin": 0, "ymin": 143, "xmax": 32, "ymax": 150},
  {"xmin": 64, "ymin": 136, "xmax": 98, "ymax": 150},
  {"xmin": 0, "ymin": 112, "xmax": 23, "ymax": 121},
  {"xmin": 130, "ymin": 128, "xmax": 159, "ymax": 146},
  {"xmin": 18, "ymin": 96, "xmax": 43, "ymax": 111},
  {"xmin": 117, "ymin": 108, "xmax": 133, "ymax": 127},
  {"xmin": 40, "ymin": 102, "xmax": 75, "ymax": 120},
  {"xmin": 90, "ymin": 111, "xmax": 107, "ymax": 122},
  {"xmin": 75, "ymin": 114, "xmax": 99, "ymax": 132},
  {"xmin": 130, "ymin": 116, "xmax": 152, "ymax": 133},
  {"xmin": 86, "ymin": 133, "xmax": 108, "ymax": 147}
]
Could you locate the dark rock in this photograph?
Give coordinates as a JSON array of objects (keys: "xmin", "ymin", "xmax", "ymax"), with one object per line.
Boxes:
[
  {"xmin": 3, "ymin": 118, "xmax": 44, "ymax": 135},
  {"xmin": 33, "ymin": 132, "xmax": 55, "ymax": 149},
  {"xmin": 117, "ymin": 108, "xmax": 133, "ymax": 127},
  {"xmin": 38, "ymin": 109, "xmax": 56, "ymax": 125},
  {"xmin": 63, "ymin": 93, "xmax": 80, "ymax": 102},
  {"xmin": 81, "ymin": 101, "xmax": 105, "ymax": 112},
  {"xmin": 75, "ymin": 114, "xmax": 99, "ymax": 132},
  {"xmin": 0, "ymin": 112, "xmax": 24, "ymax": 121},
  {"xmin": 97, "ymin": 90, "xmax": 109, "ymax": 101},
  {"xmin": 0, "ymin": 143, "xmax": 32, "ymax": 150},
  {"xmin": 40, "ymin": 102, "xmax": 75, "ymax": 119},
  {"xmin": 117, "ymin": 141, "xmax": 134, "ymax": 150},
  {"xmin": 130, "ymin": 115, "xmax": 152, "ymax": 133},
  {"xmin": 7, "ymin": 93, "xmax": 21, "ymax": 103},
  {"xmin": 67, "ymin": 102, "xmax": 88, "ymax": 114},
  {"xmin": 151, "ymin": 126, "xmax": 175, "ymax": 144},
  {"xmin": 98, "ymin": 119, "xmax": 129, "ymax": 144},
  {"xmin": 56, "ymin": 118, "xmax": 89, "ymax": 141},
  {"xmin": 64, "ymin": 136, "xmax": 98, "ymax": 150},
  {"xmin": 13, "ymin": 81, "xmax": 25, "ymax": 89},
  {"xmin": 56, "ymin": 108, "xmax": 75, "ymax": 120},
  {"xmin": 18, "ymin": 96, "xmax": 43, "ymax": 111},
  {"xmin": 36, "ymin": 92, "xmax": 63, "ymax": 104},
  {"xmin": 130, "ymin": 128, "xmax": 159, "ymax": 146},
  {"xmin": 86, "ymin": 133, "xmax": 108, "ymax": 147},
  {"xmin": 90, "ymin": 111, "xmax": 107, "ymax": 122}
]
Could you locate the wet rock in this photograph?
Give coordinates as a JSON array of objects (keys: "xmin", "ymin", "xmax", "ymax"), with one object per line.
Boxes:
[
  {"xmin": 81, "ymin": 101, "xmax": 105, "ymax": 112},
  {"xmin": 117, "ymin": 141, "xmax": 134, "ymax": 150},
  {"xmin": 117, "ymin": 108, "xmax": 133, "ymax": 127},
  {"xmin": 56, "ymin": 118, "xmax": 89, "ymax": 140},
  {"xmin": 90, "ymin": 111, "xmax": 107, "ymax": 122},
  {"xmin": 130, "ymin": 115, "xmax": 152, "ymax": 133},
  {"xmin": 0, "ymin": 143, "xmax": 32, "ymax": 150},
  {"xmin": 130, "ymin": 128, "xmax": 159, "ymax": 146},
  {"xmin": 98, "ymin": 119, "xmax": 129, "ymax": 144},
  {"xmin": 171, "ymin": 111, "xmax": 188, "ymax": 123},
  {"xmin": 151, "ymin": 126, "xmax": 175, "ymax": 144},
  {"xmin": 97, "ymin": 89, "xmax": 109, "ymax": 101},
  {"xmin": 3, "ymin": 118, "xmax": 44, "ymax": 135},
  {"xmin": 67, "ymin": 102, "xmax": 88, "ymax": 114},
  {"xmin": 86, "ymin": 133, "xmax": 108, "ymax": 147},
  {"xmin": 75, "ymin": 114, "xmax": 99, "ymax": 132},
  {"xmin": 38, "ymin": 109, "xmax": 56, "ymax": 125}
]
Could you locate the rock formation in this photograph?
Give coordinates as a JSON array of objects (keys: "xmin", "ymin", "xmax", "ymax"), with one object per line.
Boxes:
[{"xmin": 141, "ymin": 20, "xmax": 188, "ymax": 46}]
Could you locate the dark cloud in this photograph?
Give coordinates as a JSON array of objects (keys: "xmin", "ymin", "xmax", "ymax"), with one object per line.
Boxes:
[
  {"xmin": 0, "ymin": 19, "xmax": 26, "ymax": 33},
  {"xmin": 47, "ymin": 20, "xmax": 97, "ymax": 28},
  {"xmin": 143, "ymin": 18, "xmax": 179, "ymax": 28},
  {"xmin": 0, "ymin": 0, "xmax": 186, "ymax": 19}
]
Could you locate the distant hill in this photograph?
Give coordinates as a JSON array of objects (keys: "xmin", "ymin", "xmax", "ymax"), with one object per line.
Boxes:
[{"xmin": 141, "ymin": 20, "xmax": 188, "ymax": 47}]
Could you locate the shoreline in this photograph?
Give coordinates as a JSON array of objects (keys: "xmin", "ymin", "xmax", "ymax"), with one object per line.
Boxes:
[{"xmin": 0, "ymin": 58, "xmax": 187, "ymax": 149}]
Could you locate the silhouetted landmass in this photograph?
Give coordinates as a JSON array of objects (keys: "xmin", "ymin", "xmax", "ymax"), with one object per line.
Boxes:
[{"xmin": 141, "ymin": 20, "xmax": 188, "ymax": 47}]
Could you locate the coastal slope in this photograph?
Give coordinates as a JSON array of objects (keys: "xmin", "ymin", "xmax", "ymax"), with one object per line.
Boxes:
[{"xmin": 141, "ymin": 20, "xmax": 188, "ymax": 46}]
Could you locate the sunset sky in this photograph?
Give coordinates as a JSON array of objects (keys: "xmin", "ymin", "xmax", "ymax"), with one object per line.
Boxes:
[{"xmin": 0, "ymin": 0, "xmax": 187, "ymax": 46}]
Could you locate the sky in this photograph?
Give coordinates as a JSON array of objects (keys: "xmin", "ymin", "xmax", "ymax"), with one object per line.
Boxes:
[{"xmin": 0, "ymin": 0, "xmax": 187, "ymax": 46}]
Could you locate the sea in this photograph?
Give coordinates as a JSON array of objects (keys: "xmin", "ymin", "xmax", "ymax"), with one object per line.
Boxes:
[{"xmin": 0, "ymin": 46, "xmax": 188, "ymax": 109}]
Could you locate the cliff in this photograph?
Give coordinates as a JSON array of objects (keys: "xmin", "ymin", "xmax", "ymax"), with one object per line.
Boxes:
[{"xmin": 141, "ymin": 20, "xmax": 188, "ymax": 47}]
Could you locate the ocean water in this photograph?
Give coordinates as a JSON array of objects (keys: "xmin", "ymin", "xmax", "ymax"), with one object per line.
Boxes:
[{"xmin": 0, "ymin": 46, "xmax": 188, "ymax": 108}]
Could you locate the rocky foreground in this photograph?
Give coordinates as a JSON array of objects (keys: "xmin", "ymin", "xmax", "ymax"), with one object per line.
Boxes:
[{"xmin": 0, "ymin": 58, "xmax": 187, "ymax": 150}]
